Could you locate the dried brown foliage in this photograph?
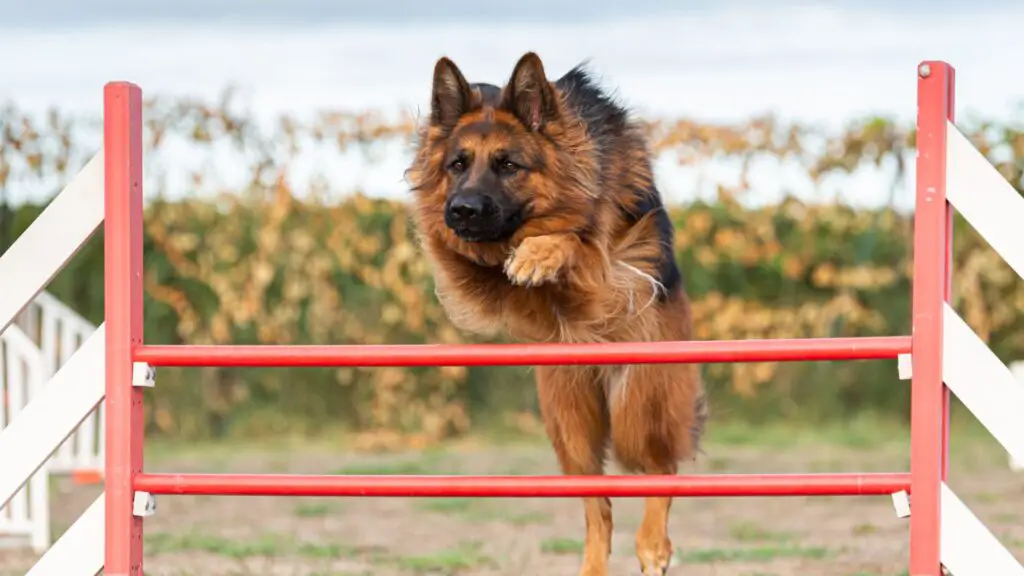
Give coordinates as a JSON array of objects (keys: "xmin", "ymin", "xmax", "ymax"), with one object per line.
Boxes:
[{"xmin": 3, "ymin": 91, "xmax": 1024, "ymax": 445}]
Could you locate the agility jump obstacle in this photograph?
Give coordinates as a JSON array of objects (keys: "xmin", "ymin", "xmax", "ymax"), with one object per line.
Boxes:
[{"xmin": 0, "ymin": 60, "xmax": 1022, "ymax": 576}]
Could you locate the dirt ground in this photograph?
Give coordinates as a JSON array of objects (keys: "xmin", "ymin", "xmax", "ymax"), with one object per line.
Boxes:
[{"xmin": 3, "ymin": 421, "xmax": 1024, "ymax": 576}]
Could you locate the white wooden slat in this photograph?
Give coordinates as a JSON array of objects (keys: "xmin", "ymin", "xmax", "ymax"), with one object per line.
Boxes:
[
  {"xmin": 941, "ymin": 483, "xmax": 1024, "ymax": 575},
  {"xmin": 5, "ymin": 336, "xmax": 29, "ymax": 527},
  {"xmin": 0, "ymin": 339, "xmax": 6, "ymax": 430},
  {"xmin": 21, "ymin": 340, "xmax": 52, "ymax": 553},
  {"xmin": 28, "ymin": 470, "xmax": 49, "ymax": 552},
  {"xmin": 1010, "ymin": 362, "xmax": 1024, "ymax": 471},
  {"xmin": 39, "ymin": 310, "xmax": 59, "ymax": 378},
  {"xmin": 55, "ymin": 323, "xmax": 80, "ymax": 465},
  {"xmin": 945, "ymin": 121, "xmax": 1024, "ymax": 281},
  {"xmin": 59, "ymin": 321, "xmax": 78, "ymax": 368},
  {"xmin": 0, "ymin": 153, "xmax": 104, "ymax": 334},
  {"xmin": 942, "ymin": 304, "xmax": 1024, "ymax": 468}
]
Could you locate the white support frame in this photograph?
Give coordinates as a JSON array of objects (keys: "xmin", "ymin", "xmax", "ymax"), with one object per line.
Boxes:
[
  {"xmin": 0, "ymin": 122, "xmax": 106, "ymax": 574},
  {"xmin": 0, "ymin": 138, "xmax": 106, "ymax": 559},
  {"xmin": 1, "ymin": 290, "xmax": 103, "ymax": 552},
  {"xmin": 0, "ymin": 153, "xmax": 104, "ymax": 334},
  {"xmin": 0, "ymin": 325, "xmax": 105, "ymax": 510},
  {"xmin": 933, "ymin": 105, "xmax": 1024, "ymax": 574},
  {"xmin": 20, "ymin": 290, "xmax": 105, "ymax": 476},
  {"xmin": 0, "ymin": 325, "xmax": 51, "ymax": 551},
  {"xmin": 1, "ymin": 291, "xmax": 101, "ymax": 553}
]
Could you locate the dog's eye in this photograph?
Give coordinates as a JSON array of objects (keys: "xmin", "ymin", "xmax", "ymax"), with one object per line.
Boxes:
[
  {"xmin": 448, "ymin": 159, "xmax": 466, "ymax": 173},
  {"xmin": 499, "ymin": 160, "xmax": 519, "ymax": 174}
]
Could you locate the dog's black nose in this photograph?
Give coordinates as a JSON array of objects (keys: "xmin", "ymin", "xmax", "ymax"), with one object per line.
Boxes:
[{"xmin": 447, "ymin": 194, "xmax": 492, "ymax": 222}]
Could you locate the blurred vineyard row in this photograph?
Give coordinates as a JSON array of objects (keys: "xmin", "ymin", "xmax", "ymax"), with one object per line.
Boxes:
[{"xmin": 2, "ymin": 93, "xmax": 1024, "ymax": 447}]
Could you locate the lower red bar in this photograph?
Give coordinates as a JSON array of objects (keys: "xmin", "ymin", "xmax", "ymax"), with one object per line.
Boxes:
[
  {"xmin": 135, "ymin": 473, "xmax": 910, "ymax": 498},
  {"xmin": 134, "ymin": 336, "xmax": 910, "ymax": 367}
]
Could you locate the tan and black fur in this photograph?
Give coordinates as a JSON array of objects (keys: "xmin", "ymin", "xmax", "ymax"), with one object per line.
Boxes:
[{"xmin": 405, "ymin": 52, "xmax": 707, "ymax": 576}]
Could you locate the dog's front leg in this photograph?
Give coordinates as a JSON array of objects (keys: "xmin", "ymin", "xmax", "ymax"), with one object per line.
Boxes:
[
  {"xmin": 536, "ymin": 365, "xmax": 612, "ymax": 576},
  {"xmin": 503, "ymin": 232, "xmax": 581, "ymax": 287}
]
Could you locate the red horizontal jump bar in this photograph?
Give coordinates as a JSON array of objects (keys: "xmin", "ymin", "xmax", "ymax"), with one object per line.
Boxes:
[
  {"xmin": 134, "ymin": 336, "xmax": 910, "ymax": 367},
  {"xmin": 134, "ymin": 472, "xmax": 910, "ymax": 498}
]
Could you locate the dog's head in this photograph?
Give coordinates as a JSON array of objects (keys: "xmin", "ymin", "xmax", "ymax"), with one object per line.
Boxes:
[{"xmin": 407, "ymin": 53, "xmax": 597, "ymax": 263}]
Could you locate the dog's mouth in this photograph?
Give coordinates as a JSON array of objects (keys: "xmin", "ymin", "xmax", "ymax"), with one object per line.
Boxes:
[
  {"xmin": 452, "ymin": 228, "xmax": 503, "ymax": 243},
  {"xmin": 449, "ymin": 208, "xmax": 524, "ymax": 244}
]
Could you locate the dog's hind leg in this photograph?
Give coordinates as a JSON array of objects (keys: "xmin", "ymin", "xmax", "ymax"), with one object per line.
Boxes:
[
  {"xmin": 609, "ymin": 363, "xmax": 703, "ymax": 576},
  {"xmin": 536, "ymin": 365, "xmax": 612, "ymax": 576}
]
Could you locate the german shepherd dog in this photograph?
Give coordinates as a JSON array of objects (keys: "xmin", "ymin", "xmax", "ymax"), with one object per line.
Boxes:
[{"xmin": 405, "ymin": 52, "xmax": 707, "ymax": 576}]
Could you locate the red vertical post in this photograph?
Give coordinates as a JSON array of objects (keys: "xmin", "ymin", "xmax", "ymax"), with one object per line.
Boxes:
[
  {"xmin": 940, "ymin": 67, "xmax": 955, "ymax": 483},
  {"xmin": 909, "ymin": 60, "xmax": 954, "ymax": 576},
  {"xmin": 104, "ymin": 81, "xmax": 146, "ymax": 576}
]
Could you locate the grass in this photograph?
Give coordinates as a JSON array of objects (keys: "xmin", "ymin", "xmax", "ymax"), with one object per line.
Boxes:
[
  {"xmin": 851, "ymin": 522, "xmax": 880, "ymax": 536},
  {"xmin": 416, "ymin": 497, "xmax": 479, "ymax": 514},
  {"xmin": 540, "ymin": 537, "xmax": 585, "ymax": 555},
  {"xmin": 145, "ymin": 531, "xmax": 382, "ymax": 561},
  {"xmin": 330, "ymin": 451, "xmax": 453, "ymax": 476},
  {"xmin": 995, "ymin": 511, "xmax": 1021, "ymax": 524},
  {"xmin": 972, "ymin": 490, "xmax": 1002, "ymax": 504},
  {"xmin": 704, "ymin": 415, "xmax": 910, "ymax": 449},
  {"xmin": 141, "ymin": 409, "xmax": 1007, "ymax": 470},
  {"xmin": 331, "ymin": 461, "xmax": 439, "ymax": 475},
  {"xmin": 145, "ymin": 530, "xmax": 496, "ymax": 574},
  {"xmin": 293, "ymin": 502, "xmax": 336, "ymax": 517},
  {"xmin": 507, "ymin": 510, "xmax": 554, "ymax": 525},
  {"xmin": 412, "ymin": 497, "xmax": 552, "ymax": 526},
  {"xmin": 496, "ymin": 456, "xmax": 546, "ymax": 475},
  {"xmin": 997, "ymin": 532, "xmax": 1024, "ymax": 549},
  {"xmin": 147, "ymin": 533, "xmax": 289, "ymax": 559},
  {"xmin": 728, "ymin": 522, "xmax": 794, "ymax": 543},
  {"xmin": 679, "ymin": 544, "xmax": 831, "ymax": 564},
  {"xmin": 698, "ymin": 408, "xmax": 1004, "ymax": 455},
  {"xmin": 395, "ymin": 541, "xmax": 495, "ymax": 574},
  {"xmin": 143, "ymin": 427, "xmax": 456, "ymax": 466}
]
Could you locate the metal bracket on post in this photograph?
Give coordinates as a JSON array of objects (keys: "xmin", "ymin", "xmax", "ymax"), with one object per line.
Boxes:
[
  {"xmin": 132, "ymin": 491, "xmax": 156, "ymax": 517},
  {"xmin": 892, "ymin": 490, "xmax": 911, "ymax": 518},
  {"xmin": 897, "ymin": 353, "xmax": 912, "ymax": 380},
  {"xmin": 132, "ymin": 362, "xmax": 155, "ymax": 388}
]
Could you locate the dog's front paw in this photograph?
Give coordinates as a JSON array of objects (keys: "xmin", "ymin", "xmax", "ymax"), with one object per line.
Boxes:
[
  {"xmin": 636, "ymin": 535, "xmax": 673, "ymax": 576},
  {"xmin": 504, "ymin": 235, "xmax": 574, "ymax": 286}
]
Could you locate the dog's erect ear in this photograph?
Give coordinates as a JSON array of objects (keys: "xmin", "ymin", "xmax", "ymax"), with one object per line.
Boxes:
[
  {"xmin": 502, "ymin": 52, "xmax": 559, "ymax": 131},
  {"xmin": 430, "ymin": 57, "xmax": 473, "ymax": 130}
]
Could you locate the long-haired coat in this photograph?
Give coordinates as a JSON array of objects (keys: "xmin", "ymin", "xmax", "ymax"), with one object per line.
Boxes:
[{"xmin": 405, "ymin": 52, "xmax": 706, "ymax": 576}]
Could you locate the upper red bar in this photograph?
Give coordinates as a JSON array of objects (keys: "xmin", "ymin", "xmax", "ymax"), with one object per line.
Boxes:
[
  {"xmin": 134, "ymin": 336, "xmax": 910, "ymax": 367},
  {"xmin": 134, "ymin": 472, "xmax": 910, "ymax": 498}
]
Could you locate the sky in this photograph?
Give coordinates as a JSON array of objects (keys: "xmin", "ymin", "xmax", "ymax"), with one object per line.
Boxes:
[
  {"xmin": 2, "ymin": 0, "xmax": 1017, "ymax": 26},
  {"xmin": 2, "ymin": 0, "xmax": 1024, "ymax": 210}
]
